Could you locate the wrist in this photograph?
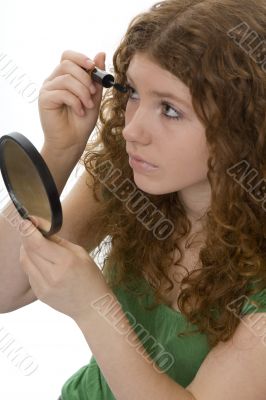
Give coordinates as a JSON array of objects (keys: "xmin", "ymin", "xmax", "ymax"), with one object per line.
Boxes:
[
  {"xmin": 74, "ymin": 276, "xmax": 118, "ymax": 329},
  {"xmin": 41, "ymin": 142, "xmax": 83, "ymax": 162},
  {"xmin": 40, "ymin": 144, "xmax": 82, "ymax": 195}
]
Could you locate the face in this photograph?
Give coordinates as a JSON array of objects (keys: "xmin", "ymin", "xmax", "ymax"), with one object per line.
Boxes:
[{"xmin": 122, "ymin": 52, "xmax": 211, "ymax": 221}]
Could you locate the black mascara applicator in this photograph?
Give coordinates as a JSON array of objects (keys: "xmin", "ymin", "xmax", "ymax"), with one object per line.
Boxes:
[{"xmin": 83, "ymin": 66, "xmax": 128, "ymax": 93}]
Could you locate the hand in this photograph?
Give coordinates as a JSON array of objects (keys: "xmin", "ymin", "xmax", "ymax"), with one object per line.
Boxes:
[
  {"xmin": 38, "ymin": 50, "xmax": 106, "ymax": 156},
  {"xmin": 19, "ymin": 218, "xmax": 108, "ymax": 322}
]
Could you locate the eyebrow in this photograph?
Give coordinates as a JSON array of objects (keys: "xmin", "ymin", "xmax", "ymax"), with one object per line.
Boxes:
[{"xmin": 126, "ymin": 72, "xmax": 192, "ymax": 110}]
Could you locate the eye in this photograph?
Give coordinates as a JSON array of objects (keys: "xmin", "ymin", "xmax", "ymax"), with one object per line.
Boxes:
[
  {"xmin": 162, "ymin": 102, "xmax": 183, "ymax": 121},
  {"xmin": 126, "ymin": 84, "xmax": 139, "ymax": 100}
]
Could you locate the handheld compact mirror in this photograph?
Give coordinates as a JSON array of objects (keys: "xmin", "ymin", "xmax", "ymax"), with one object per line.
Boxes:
[{"xmin": 0, "ymin": 132, "xmax": 62, "ymax": 237}]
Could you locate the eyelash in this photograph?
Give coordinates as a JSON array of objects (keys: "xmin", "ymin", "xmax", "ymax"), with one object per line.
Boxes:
[{"xmin": 126, "ymin": 84, "xmax": 183, "ymax": 121}]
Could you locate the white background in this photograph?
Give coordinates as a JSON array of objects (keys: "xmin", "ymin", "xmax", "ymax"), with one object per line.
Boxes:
[{"xmin": 0, "ymin": 1, "xmax": 155, "ymax": 399}]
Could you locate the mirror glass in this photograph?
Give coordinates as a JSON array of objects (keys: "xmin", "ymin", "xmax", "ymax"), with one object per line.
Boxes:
[{"xmin": 0, "ymin": 132, "xmax": 62, "ymax": 237}]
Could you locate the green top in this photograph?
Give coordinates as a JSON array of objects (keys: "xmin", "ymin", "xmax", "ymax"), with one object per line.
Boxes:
[{"xmin": 60, "ymin": 278, "xmax": 266, "ymax": 400}]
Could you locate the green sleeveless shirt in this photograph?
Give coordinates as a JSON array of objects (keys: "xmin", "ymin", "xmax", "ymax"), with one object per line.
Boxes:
[{"xmin": 60, "ymin": 278, "xmax": 266, "ymax": 399}]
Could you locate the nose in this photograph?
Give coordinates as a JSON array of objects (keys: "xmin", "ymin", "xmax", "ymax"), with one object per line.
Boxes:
[{"xmin": 122, "ymin": 105, "xmax": 151, "ymax": 144}]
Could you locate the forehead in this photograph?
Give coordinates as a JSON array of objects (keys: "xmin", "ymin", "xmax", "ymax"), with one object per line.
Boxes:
[
  {"xmin": 126, "ymin": 52, "xmax": 193, "ymax": 108},
  {"xmin": 127, "ymin": 52, "xmax": 176, "ymax": 81}
]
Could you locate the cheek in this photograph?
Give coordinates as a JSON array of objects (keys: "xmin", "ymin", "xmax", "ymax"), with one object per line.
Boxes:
[{"xmin": 166, "ymin": 134, "xmax": 209, "ymax": 178}]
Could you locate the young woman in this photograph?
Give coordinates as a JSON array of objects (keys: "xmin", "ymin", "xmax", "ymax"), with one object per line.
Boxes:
[{"xmin": 18, "ymin": 0, "xmax": 266, "ymax": 399}]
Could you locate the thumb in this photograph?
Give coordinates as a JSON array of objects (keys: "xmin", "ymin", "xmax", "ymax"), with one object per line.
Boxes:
[
  {"xmin": 93, "ymin": 52, "xmax": 106, "ymax": 71},
  {"xmin": 48, "ymin": 234, "xmax": 87, "ymax": 258},
  {"xmin": 91, "ymin": 52, "xmax": 106, "ymax": 105},
  {"xmin": 48, "ymin": 234, "xmax": 78, "ymax": 250}
]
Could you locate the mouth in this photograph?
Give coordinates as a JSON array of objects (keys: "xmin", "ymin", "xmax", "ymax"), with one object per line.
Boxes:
[
  {"xmin": 127, "ymin": 153, "xmax": 158, "ymax": 168},
  {"xmin": 128, "ymin": 154, "xmax": 159, "ymax": 172}
]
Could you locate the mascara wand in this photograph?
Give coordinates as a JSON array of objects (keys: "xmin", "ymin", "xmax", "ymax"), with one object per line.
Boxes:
[{"xmin": 82, "ymin": 66, "xmax": 128, "ymax": 93}]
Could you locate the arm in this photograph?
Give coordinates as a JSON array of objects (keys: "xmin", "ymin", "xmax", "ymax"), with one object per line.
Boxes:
[
  {"xmin": 76, "ymin": 286, "xmax": 266, "ymax": 400},
  {"xmin": 40, "ymin": 144, "xmax": 82, "ymax": 195},
  {"xmin": 0, "ymin": 146, "xmax": 105, "ymax": 313},
  {"xmin": 75, "ymin": 285, "xmax": 195, "ymax": 400},
  {"xmin": 186, "ymin": 311, "xmax": 266, "ymax": 400},
  {"xmin": 0, "ymin": 49, "xmax": 106, "ymax": 313},
  {"xmin": 0, "ymin": 145, "xmax": 79, "ymax": 312}
]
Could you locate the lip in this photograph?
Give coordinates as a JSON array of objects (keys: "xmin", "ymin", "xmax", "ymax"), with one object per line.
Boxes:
[
  {"xmin": 128, "ymin": 154, "xmax": 159, "ymax": 173},
  {"xmin": 127, "ymin": 153, "xmax": 158, "ymax": 167}
]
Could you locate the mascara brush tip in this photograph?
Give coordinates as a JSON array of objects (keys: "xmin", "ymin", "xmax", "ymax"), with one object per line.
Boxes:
[{"xmin": 113, "ymin": 83, "xmax": 128, "ymax": 93}]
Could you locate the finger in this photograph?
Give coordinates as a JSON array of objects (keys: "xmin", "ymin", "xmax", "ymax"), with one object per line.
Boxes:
[
  {"xmin": 44, "ymin": 74, "xmax": 93, "ymax": 109},
  {"xmin": 93, "ymin": 52, "xmax": 106, "ymax": 71},
  {"xmin": 44, "ymin": 59, "xmax": 96, "ymax": 95},
  {"xmin": 21, "ymin": 233, "xmax": 86, "ymax": 288},
  {"xmin": 22, "ymin": 217, "xmax": 73, "ymax": 249},
  {"xmin": 20, "ymin": 245, "xmax": 48, "ymax": 291},
  {"xmin": 89, "ymin": 52, "xmax": 106, "ymax": 104},
  {"xmin": 48, "ymin": 233, "xmax": 86, "ymax": 257},
  {"xmin": 60, "ymin": 49, "xmax": 95, "ymax": 69},
  {"xmin": 40, "ymin": 88, "xmax": 85, "ymax": 117},
  {"xmin": 29, "ymin": 217, "xmax": 74, "ymax": 249},
  {"xmin": 21, "ymin": 243, "xmax": 59, "ymax": 288},
  {"xmin": 21, "ymin": 219, "xmax": 85, "ymax": 262},
  {"xmin": 22, "ymin": 241, "xmax": 56, "ymax": 265},
  {"xmin": 20, "ymin": 220, "xmax": 69, "ymax": 264}
]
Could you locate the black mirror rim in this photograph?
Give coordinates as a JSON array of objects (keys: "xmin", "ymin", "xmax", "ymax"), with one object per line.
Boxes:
[{"xmin": 0, "ymin": 132, "xmax": 62, "ymax": 237}]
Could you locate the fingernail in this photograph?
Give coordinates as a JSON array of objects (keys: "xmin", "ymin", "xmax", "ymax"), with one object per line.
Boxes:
[
  {"xmin": 85, "ymin": 58, "xmax": 95, "ymax": 68},
  {"xmin": 30, "ymin": 216, "xmax": 38, "ymax": 227}
]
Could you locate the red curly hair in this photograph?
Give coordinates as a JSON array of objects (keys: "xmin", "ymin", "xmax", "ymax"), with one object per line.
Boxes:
[{"xmin": 81, "ymin": 0, "xmax": 266, "ymax": 348}]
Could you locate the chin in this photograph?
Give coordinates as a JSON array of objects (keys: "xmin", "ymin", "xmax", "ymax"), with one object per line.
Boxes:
[{"xmin": 133, "ymin": 179, "xmax": 172, "ymax": 196}]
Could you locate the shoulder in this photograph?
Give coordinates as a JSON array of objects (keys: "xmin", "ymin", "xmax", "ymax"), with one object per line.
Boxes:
[{"xmin": 186, "ymin": 298, "xmax": 266, "ymax": 400}]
